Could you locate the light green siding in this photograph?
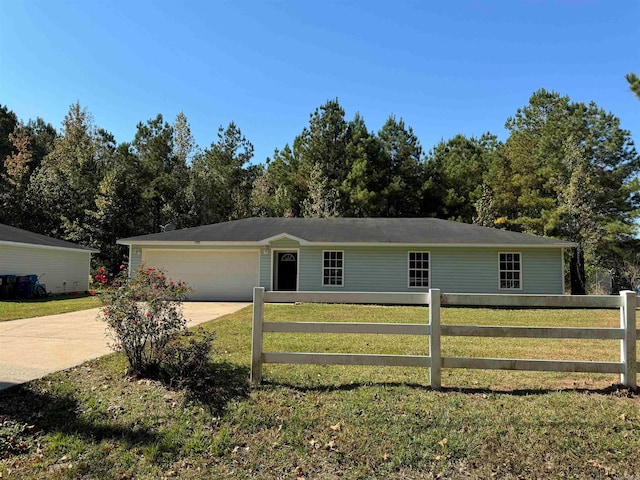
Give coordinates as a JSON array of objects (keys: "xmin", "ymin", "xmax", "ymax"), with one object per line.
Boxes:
[
  {"xmin": 128, "ymin": 245, "xmax": 143, "ymax": 274},
  {"xmin": 260, "ymin": 249, "xmax": 271, "ymax": 288},
  {"xmin": 292, "ymin": 246, "xmax": 563, "ymax": 294},
  {"xmin": 129, "ymin": 242, "xmax": 565, "ymax": 295},
  {"xmin": 429, "ymin": 247, "xmax": 563, "ymax": 294},
  {"xmin": 299, "ymin": 246, "xmax": 414, "ymax": 292}
]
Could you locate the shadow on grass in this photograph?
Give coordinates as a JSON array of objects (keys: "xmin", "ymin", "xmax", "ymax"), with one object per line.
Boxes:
[
  {"xmin": 0, "ymin": 360, "xmax": 250, "ymax": 464},
  {"xmin": 0, "ymin": 384, "xmax": 161, "ymax": 458},
  {"xmin": 163, "ymin": 361, "xmax": 250, "ymax": 416},
  {"xmin": 262, "ymin": 379, "xmax": 637, "ymax": 397}
]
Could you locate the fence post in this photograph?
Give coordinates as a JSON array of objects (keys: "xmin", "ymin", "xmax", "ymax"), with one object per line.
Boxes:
[
  {"xmin": 429, "ymin": 288, "xmax": 441, "ymax": 390},
  {"xmin": 620, "ymin": 290, "xmax": 637, "ymax": 389},
  {"xmin": 251, "ymin": 287, "xmax": 265, "ymax": 385}
]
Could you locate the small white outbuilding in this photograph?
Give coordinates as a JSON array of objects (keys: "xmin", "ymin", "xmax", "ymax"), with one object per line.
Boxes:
[{"xmin": 0, "ymin": 223, "xmax": 97, "ymax": 295}]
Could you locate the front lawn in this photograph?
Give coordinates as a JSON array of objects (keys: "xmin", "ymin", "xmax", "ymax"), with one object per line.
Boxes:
[
  {"xmin": 0, "ymin": 295, "xmax": 102, "ymax": 321},
  {"xmin": 1, "ymin": 304, "xmax": 638, "ymax": 479}
]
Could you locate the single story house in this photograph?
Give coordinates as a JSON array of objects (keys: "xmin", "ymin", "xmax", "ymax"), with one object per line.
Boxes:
[
  {"xmin": 0, "ymin": 223, "xmax": 97, "ymax": 295},
  {"xmin": 117, "ymin": 217, "xmax": 575, "ymax": 301}
]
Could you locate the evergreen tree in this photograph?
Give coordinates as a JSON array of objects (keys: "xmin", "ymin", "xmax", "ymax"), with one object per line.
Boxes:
[
  {"xmin": 340, "ymin": 114, "xmax": 384, "ymax": 217},
  {"xmin": 425, "ymin": 133, "xmax": 497, "ymax": 222},
  {"xmin": 258, "ymin": 145, "xmax": 308, "ymax": 217},
  {"xmin": 190, "ymin": 122, "xmax": 254, "ymax": 224},
  {"xmin": 294, "ymin": 99, "xmax": 350, "ymax": 216},
  {"xmin": 626, "ymin": 73, "xmax": 640, "ymax": 100},
  {"xmin": 93, "ymin": 143, "xmax": 147, "ymax": 271},
  {"xmin": 29, "ymin": 102, "xmax": 105, "ymax": 243},
  {"xmin": 133, "ymin": 114, "xmax": 190, "ymax": 230},
  {"xmin": 377, "ymin": 115, "xmax": 424, "ymax": 217},
  {"xmin": 482, "ymin": 89, "xmax": 640, "ymax": 293}
]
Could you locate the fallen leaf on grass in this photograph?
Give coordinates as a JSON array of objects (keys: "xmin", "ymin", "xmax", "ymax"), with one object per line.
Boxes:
[
  {"xmin": 438, "ymin": 438, "xmax": 448, "ymax": 447},
  {"xmin": 587, "ymin": 458, "xmax": 610, "ymax": 473},
  {"xmin": 329, "ymin": 422, "xmax": 341, "ymax": 432},
  {"xmin": 325, "ymin": 440, "xmax": 337, "ymax": 451}
]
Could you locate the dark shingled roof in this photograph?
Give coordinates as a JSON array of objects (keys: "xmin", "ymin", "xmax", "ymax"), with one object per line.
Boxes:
[
  {"xmin": 118, "ymin": 218, "xmax": 575, "ymax": 247},
  {"xmin": 0, "ymin": 223, "xmax": 97, "ymax": 252}
]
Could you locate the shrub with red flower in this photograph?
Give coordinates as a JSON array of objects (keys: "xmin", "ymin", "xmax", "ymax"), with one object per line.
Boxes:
[
  {"xmin": 94, "ymin": 267, "xmax": 109, "ymax": 285},
  {"xmin": 99, "ymin": 264, "xmax": 193, "ymax": 376}
]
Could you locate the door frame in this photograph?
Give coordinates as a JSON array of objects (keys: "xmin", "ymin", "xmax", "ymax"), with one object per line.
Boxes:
[{"xmin": 270, "ymin": 248, "xmax": 300, "ymax": 292}]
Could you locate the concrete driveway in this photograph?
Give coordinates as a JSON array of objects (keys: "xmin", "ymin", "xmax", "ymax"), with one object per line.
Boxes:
[{"xmin": 0, "ymin": 302, "xmax": 249, "ymax": 391}]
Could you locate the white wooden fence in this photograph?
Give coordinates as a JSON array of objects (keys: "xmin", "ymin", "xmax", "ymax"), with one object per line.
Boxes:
[{"xmin": 250, "ymin": 288, "xmax": 638, "ymax": 389}]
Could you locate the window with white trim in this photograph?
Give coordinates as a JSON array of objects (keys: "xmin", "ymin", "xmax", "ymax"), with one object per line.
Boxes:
[
  {"xmin": 499, "ymin": 252, "xmax": 521, "ymax": 289},
  {"xmin": 323, "ymin": 251, "xmax": 343, "ymax": 286},
  {"xmin": 408, "ymin": 252, "xmax": 430, "ymax": 287}
]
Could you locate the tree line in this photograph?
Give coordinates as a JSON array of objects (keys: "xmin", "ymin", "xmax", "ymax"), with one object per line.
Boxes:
[{"xmin": 1, "ymin": 78, "xmax": 639, "ymax": 294}]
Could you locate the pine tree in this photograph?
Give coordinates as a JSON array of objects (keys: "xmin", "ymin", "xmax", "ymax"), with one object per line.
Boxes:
[
  {"xmin": 626, "ymin": 73, "xmax": 640, "ymax": 100},
  {"xmin": 190, "ymin": 122, "xmax": 254, "ymax": 224},
  {"xmin": 482, "ymin": 89, "xmax": 640, "ymax": 293},
  {"xmin": 377, "ymin": 115, "xmax": 424, "ymax": 217}
]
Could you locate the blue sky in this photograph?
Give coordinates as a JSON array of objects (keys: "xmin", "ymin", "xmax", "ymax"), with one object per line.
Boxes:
[{"xmin": 1, "ymin": 0, "xmax": 638, "ymax": 164}]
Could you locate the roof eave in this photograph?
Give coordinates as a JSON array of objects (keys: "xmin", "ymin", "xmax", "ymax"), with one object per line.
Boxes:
[
  {"xmin": 117, "ymin": 239, "xmax": 576, "ymax": 248},
  {"xmin": 0, "ymin": 239, "xmax": 99, "ymax": 253},
  {"xmin": 117, "ymin": 240, "xmax": 261, "ymax": 246}
]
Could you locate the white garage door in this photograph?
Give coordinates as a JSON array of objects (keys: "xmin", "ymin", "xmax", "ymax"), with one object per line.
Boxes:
[{"xmin": 142, "ymin": 250, "xmax": 260, "ymax": 301}]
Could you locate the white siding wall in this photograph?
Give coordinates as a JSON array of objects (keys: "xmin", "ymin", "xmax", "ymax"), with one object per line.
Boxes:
[{"xmin": 0, "ymin": 244, "xmax": 92, "ymax": 294}]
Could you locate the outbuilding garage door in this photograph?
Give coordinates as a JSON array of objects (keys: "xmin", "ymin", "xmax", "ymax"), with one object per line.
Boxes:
[{"xmin": 142, "ymin": 250, "xmax": 260, "ymax": 301}]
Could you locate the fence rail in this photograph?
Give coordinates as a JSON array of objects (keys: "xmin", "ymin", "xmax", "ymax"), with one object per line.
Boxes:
[{"xmin": 250, "ymin": 288, "xmax": 638, "ymax": 389}]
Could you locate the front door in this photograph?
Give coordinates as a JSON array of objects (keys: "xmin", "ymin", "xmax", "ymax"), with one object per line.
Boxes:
[{"xmin": 275, "ymin": 252, "xmax": 297, "ymax": 291}]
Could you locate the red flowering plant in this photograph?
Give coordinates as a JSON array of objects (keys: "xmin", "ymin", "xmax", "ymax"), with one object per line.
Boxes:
[
  {"xmin": 100, "ymin": 264, "xmax": 193, "ymax": 376},
  {"xmin": 94, "ymin": 267, "xmax": 109, "ymax": 286}
]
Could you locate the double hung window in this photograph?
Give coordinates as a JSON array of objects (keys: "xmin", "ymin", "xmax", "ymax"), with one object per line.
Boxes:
[
  {"xmin": 323, "ymin": 251, "xmax": 343, "ymax": 286},
  {"xmin": 499, "ymin": 252, "xmax": 521, "ymax": 289},
  {"xmin": 409, "ymin": 252, "xmax": 430, "ymax": 288}
]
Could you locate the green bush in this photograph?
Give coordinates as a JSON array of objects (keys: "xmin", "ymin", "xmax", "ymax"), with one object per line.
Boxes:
[
  {"xmin": 160, "ymin": 330, "xmax": 215, "ymax": 389},
  {"xmin": 100, "ymin": 265, "xmax": 193, "ymax": 376}
]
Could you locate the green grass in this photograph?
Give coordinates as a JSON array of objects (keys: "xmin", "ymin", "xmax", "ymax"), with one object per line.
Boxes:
[
  {"xmin": 1, "ymin": 304, "xmax": 639, "ymax": 479},
  {"xmin": 0, "ymin": 295, "xmax": 102, "ymax": 321}
]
